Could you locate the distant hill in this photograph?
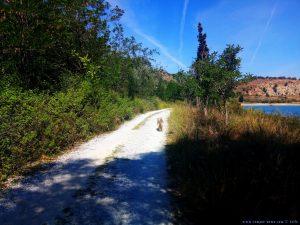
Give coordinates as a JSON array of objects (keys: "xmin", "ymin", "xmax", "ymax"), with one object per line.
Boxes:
[
  {"xmin": 236, "ymin": 78, "xmax": 300, "ymax": 102},
  {"xmin": 158, "ymin": 69, "xmax": 174, "ymax": 82}
]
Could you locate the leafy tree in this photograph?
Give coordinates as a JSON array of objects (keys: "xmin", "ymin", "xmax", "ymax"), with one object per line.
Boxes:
[
  {"xmin": 164, "ymin": 81, "xmax": 181, "ymax": 101},
  {"xmin": 156, "ymin": 77, "xmax": 167, "ymax": 100},
  {"xmin": 0, "ymin": 0, "xmax": 122, "ymax": 90},
  {"xmin": 216, "ymin": 44, "xmax": 243, "ymax": 124},
  {"xmin": 172, "ymin": 70, "xmax": 196, "ymax": 103},
  {"xmin": 193, "ymin": 36, "xmax": 243, "ymax": 123},
  {"xmin": 237, "ymin": 73, "xmax": 255, "ymax": 85},
  {"xmin": 193, "ymin": 52, "xmax": 219, "ymax": 114},
  {"xmin": 0, "ymin": 0, "xmax": 189, "ymax": 103}
]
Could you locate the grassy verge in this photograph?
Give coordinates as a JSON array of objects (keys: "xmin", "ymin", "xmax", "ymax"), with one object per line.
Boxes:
[
  {"xmin": 166, "ymin": 103, "xmax": 300, "ymax": 223},
  {"xmin": 0, "ymin": 84, "xmax": 167, "ymax": 184}
]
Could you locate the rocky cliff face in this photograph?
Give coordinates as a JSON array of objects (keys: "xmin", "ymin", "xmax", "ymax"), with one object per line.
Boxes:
[
  {"xmin": 158, "ymin": 70, "xmax": 174, "ymax": 82},
  {"xmin": 236, "ymin": 78, "xmax": 300, "ymax": 102}
]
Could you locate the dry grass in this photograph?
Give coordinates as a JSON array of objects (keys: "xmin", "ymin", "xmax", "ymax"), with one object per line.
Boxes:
[
  {"xmin": 168, "ymin": 103, "xmax": 300, "ymax": 144},
  {"xmin": 166, "ymin": 103, "xmax": 300, "ymax": 223}
]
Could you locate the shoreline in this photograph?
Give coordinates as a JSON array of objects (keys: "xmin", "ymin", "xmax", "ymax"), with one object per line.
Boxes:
[{"xmin": 241, "ymin": 102, "xmax": 300, "ymax": 106}]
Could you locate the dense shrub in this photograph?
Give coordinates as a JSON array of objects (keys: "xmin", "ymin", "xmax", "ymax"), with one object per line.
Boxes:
[{"xmin": 0, "ymin": 83, "xmax": 160, "ymax": 181}]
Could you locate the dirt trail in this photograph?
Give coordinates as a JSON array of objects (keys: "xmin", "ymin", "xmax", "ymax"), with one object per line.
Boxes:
[{"xmin": 0, "ymin": 109, "xmax": 175, "ymax": 225}]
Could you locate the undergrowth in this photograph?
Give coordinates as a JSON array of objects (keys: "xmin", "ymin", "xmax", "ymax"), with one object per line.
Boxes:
[
  {"xmin": 167, "ymin": 103, "xmax": 300, "ymax": 223},
  {"xmin": 0, "ymin": 82, "xmax": 166, "ymax": 182}
]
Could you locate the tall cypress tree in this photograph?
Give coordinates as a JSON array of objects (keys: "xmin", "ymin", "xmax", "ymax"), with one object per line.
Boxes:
[
  {"xmin": 194, "ymin": 22, "xmax": 210, "ymax": 108},
  {"xmin": 196, "ymin": 23, "xmax": 209, "ymax": 62}
]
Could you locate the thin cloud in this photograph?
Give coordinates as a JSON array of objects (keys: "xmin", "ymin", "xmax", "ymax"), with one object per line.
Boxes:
[
  {"xmin": 134, "ymin": 28, "xmax": 188, "ymax": 70},
  {"xmin": 178, "ymin": 0, "xmax": 189, "ymax": 56},
  {"xmin": 249, "ymin": 1, "xmax": 277, "ymax": 65},
  {"xmin": 110, "ymin": 0, "xmax": 188, "ymax": 70}
]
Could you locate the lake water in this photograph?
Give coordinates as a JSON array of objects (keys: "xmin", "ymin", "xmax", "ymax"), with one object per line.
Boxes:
[{"xmin": 243, "ymin": 105, "xmax": 300, "ymax": 117}]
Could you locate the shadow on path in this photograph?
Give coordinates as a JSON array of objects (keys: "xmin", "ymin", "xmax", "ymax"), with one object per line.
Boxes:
[{"xmin": 0, "ymin": 150, "xmax": 178, "ymax": 225}]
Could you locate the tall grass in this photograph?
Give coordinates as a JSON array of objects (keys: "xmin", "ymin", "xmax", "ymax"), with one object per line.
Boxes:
[
  {"xmin": 167, "ymin": 103, "xmax": 300, "ymax": 223},
  {"xmin": 0, "ymin": 84, "xmax": 163, "ymax": 183}
]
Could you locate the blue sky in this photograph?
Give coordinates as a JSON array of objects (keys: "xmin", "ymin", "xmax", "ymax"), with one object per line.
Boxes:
[{"xmin": 109, "ymin": 0, "xmax": 300, "ymax": 78}]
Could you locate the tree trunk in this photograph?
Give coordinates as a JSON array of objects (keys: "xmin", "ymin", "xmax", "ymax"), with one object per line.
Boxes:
[
  {"xmin": 186, "ymin": 98, "xmax": 192, "ymax": 107},
  {"xmin": 224, "ymin": 100, "xmax": 229, "ymax": 126},
  {"xmin": 204, "ymin": 97, "xmax": 208, "ymax": 117},
  {"xmin": 196, "ymin": 96, "xmax": 200, "ymax": 107}
]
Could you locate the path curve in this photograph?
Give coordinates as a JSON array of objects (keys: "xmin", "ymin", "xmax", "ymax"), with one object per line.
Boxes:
[{"xmin": 0, "ymin": 109, "xmax": 174, "ymax": 225}]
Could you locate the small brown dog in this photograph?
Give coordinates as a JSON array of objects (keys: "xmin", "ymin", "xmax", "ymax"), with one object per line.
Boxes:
[{"xmin": 157, "ymin": 117, "xmax": 163, "ymax": 131}]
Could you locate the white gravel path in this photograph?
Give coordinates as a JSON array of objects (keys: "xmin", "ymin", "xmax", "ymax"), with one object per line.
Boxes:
[{"xmin": 0, "ymin": 109, "xmax": 175, "ymax": 225}]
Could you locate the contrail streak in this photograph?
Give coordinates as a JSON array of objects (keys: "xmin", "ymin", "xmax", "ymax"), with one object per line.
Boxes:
[
  {"xmin": 110, "ymin": 0, "xmax": 188, "ymax": 70},
  {"xmin": 250, "ymin": 1, "xmax": 277, "ymax": 65},
  {"xmin": 134, "ymin": 28, "xmax": 188, "ymax": 69},
  {"xmin": 179, "ymin": 0, "xmax": 189, "ymax": 56}
]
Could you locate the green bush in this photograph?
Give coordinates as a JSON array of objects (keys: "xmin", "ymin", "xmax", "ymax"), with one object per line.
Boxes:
[{"xmin": 0, "ymin": 82, "xmax": 160, "ymax": 181}]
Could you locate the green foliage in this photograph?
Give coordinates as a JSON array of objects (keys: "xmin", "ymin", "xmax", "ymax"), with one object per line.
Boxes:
[
  {"xmin": 192, "ymin": 45, "xmax": 243, "ymax": 107},
  {"xmin": 174, "ymin": 71, "xmax": 201, "ymax": 102},
  {"xmin": 193, "ymin": 53, "xmax": 220, "ymax": 104},
  {"xmin": 0, "ymin": 0, "xmax": 185, "ymax": 183},
  {"xmin": 0, "ymin": 0, "xmax": 122, "ymax": 90},
  {"xmin": 156, "ymin": 70, "xmax": 201, "ymax": 103},
  {"xmin": 217, "ymin": 45, "xmax": 243, "ymax": 103},
  {"xmin": 0, "ymin": 0, "xmax": 180, "ymax": 100},
  {"xmin": 238, "ymin": 95, "xmax": 244, "ymax": 102},
  {"xmin": 78, "ymin": 55, "xmax": 101, "ymax": 80},
  {"xmin": 238, "ymin": 73, "xmax": 255, "ymax": 83},
  {"xmin": 262, "ymin": 87, "xmax": 267, "ymax": 93},
  {"xmin": 0, "ymin": 84, "xmax": 160, "ymax": 181}
]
